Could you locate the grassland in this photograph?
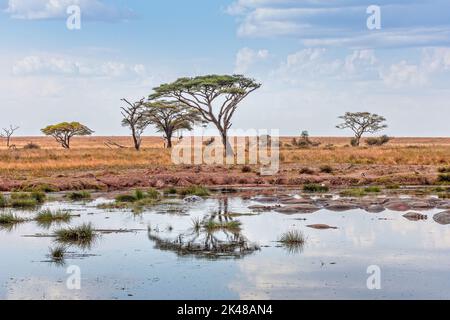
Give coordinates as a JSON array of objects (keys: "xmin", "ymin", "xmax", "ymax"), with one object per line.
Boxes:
[{"xmin": 0, "ymin": 136, "xmax": 449, "ymax": 191}]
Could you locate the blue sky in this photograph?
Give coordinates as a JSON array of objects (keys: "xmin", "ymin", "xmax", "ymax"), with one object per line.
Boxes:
[{"xmin": 1, "ymin": 0, "xmax": 450, "ymax": 137}]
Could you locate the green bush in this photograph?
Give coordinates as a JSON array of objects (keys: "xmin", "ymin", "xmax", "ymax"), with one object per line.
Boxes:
[
  {"xmin": 0, "ymin": 194, "xmax": 6, "ymax": 207},
  {"xmin": 303, "ymin": 183, "xmax": 329, "ymax": 193}
]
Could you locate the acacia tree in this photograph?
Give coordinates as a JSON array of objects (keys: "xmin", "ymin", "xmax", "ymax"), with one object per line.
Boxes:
[
  {"xmin": 145, "ymin": 100, "xmax": 203, "ymax": 148},
  {"xmin": 41, "ymin": 122, "xmax": 93, "ymax": 149},
  {"xmin": 151, "ymin": 75, "xmax": 261, "ymax": 153},
  {"xmin": 120, "ymin": 98, "xmax": 151, "ymax": 151},
  {"xmin": 336, "ymin": 112, "xmax": 387, "ymax": 146},
  {"xmin": 0, "ymin": 125, "xmax": 19, "ymax": 148}
]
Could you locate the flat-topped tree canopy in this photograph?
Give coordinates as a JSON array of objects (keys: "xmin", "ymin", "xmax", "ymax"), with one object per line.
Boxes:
[
  {"xmin": 150, "ymin": 74, "xmax": 261, "ymax": 151},
  {"xmin": 41, "ymin": 122, "xmax": 93, "ymax": 149}
]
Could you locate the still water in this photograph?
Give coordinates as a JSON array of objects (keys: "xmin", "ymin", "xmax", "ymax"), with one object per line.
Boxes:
[{"xmin": 1, "ymin": 194, "xmax": 449, "ymax": 299}]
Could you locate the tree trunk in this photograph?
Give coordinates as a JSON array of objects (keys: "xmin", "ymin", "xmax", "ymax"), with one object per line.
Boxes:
[
  {"xmin": 166, "ymin": 130, "xmax": 173, "ymax": 149},
  {"xmin": 220, "ymin": 129, "xmax": 234, "ymax": 156},
  {"xmin": 132, "ymin": 129, "xmax": 140, "ymax": 151}
]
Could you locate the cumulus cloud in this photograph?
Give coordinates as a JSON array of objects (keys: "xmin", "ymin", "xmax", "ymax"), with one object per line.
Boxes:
[
  {"xmin": 234, "ymin": 47, "xmax": 269, "ymax": 73},
  {"xmin": 12, "ymin": 55, "xmax": 146, "ymax": 79},
  {"xmin": 380, "ymin": 61, "xmax": 428, "ymax": 88},
  {"xmin": 4, "ymin": 0, "xmax": 134, "ymax": 21}
]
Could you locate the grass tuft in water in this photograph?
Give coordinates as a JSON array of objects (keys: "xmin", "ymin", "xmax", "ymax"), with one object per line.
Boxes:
[
  {"xmin": 55, "ymin": 223, "xmax": 95, "ymax": 248},
  {"xmin": 49, "ymin": 245, "xmax": 66, "ymax": 262},
  {"xmin": 279, "ymin": 230, "xmax": 306, "ymax": 244},
  {"xmin": 35, "ymin": 209, "xmax": 72, "ymax": 226},
  {"xmin": 0, "ymin": 213, "xmax": 27, "ymax": 226},
  {"xmin": 178, "ymin": 186, "xmax": 210, "ymax": 197},
  {"xmin": 66, "ymin": 191, "xmax": 91, "ymax": 201}
]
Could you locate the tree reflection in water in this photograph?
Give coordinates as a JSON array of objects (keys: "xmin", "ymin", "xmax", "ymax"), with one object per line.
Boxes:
[{"xmin": 147, "ymin": 197, "xmax": 260, "ymax": 259}]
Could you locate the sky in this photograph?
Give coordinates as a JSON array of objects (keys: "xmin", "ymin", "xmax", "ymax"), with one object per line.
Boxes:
[{"xmin": 0, "ymin": 0, "xmax": 450, "ymax": 137}]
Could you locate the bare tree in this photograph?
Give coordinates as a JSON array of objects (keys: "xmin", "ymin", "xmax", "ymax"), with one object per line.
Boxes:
[
  {"xmin": 0, "ymin": 125, "xmax": 19, "ymax": 148},
  {"xmin": 120, "ymin": 98, "xmax": 151, "ymax": 151},
  {"xmin": 336, "ymin": 112, "xmax": 387, "ymax": 146}
]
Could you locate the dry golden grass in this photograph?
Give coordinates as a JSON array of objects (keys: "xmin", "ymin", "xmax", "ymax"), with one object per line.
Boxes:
[{"xmin": 0, "ymin": 136, "xmax": 448, "ymax": 177}]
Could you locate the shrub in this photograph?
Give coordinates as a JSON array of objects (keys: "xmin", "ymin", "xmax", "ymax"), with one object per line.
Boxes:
[
  {"xmin": 350, "ymin": 138, "xmax": 359, "ymax": 147},
  {"xmin": 437, "ymin": 174, "xmax": 450, "ymax": 183},
  {"xmin": 23, "ymin": 142, "xmax": 40, "ymax": 150},
  {"xmin": 299, "ymin": 167, "xmax": 315, "ymax": 175},
  {"xmin": 303, "ymin": 183, "xmax": 329, "ymax": 193},
  {"xmin": 241, "ymin": 165, "xmax": 252, "ymax": 173},
  {"xmin": 319, "ymin": 165, "xmax": 333, "ymax": 173},
  {"xmin": 438, "ymin": 167, "xmax": 450, "ymax": 173},
  {"xmin": 366, "ymin": 135, "xmax": 391, "ymax": 146}
]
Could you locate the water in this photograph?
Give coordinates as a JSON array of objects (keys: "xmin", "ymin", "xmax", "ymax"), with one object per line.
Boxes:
[{"xmin": 1, "ymin": 194, "xmax": 450, "ymax": 299}]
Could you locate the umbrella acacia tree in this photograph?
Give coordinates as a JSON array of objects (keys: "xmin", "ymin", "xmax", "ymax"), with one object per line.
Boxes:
[
  {"xmin": 336, "ymin": 112, "xmax": 387, "ymax": 146},
  {"xmin": 151, "ymin": 75, "xmax": 261, "ymax": 153},
  {"xmin": 145, "ymin": 100, "xmax": 203, "ymax": 148},
  {"xmin": 41, "ymin": 122, "xmax": 93, "ymax": 149}
]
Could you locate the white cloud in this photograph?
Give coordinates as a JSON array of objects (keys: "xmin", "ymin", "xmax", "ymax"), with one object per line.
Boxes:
[
  {"xmin": 380, "ymin": 61, "xmax": 428, "ymax": 88},
  {"xmin": 226, "ymin": 0, "xmax": 450, "ymax": 49},
  {"xmin": 12, "ymin": 55, "xmax": 146, "ymax": 79},
  {"xmin": 234, "ymin": 47, "xmax": 269, "ymax": 73},
  {"xmin": 4, "ymin": 0, "xmax": 134, "ymax": 21}
]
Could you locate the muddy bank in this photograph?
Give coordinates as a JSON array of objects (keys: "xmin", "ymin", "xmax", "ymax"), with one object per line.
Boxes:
[{"xmin": 0, "ymin": 163, "xmax": 445, "ymax": 192}]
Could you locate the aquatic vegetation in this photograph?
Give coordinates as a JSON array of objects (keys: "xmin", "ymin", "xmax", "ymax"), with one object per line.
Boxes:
[
  {"xmin": 35, "ymin": 209, "xmax": 72, "ymax": 227},
  {"xmin": 49, "ymin": 245, "xmax": 67, "ymax": 263},
  {"xmin": 55, "ymin": 223, "xmax": 96, "ymax": 248},
  {"xmin": 115, "ymin": 194, "xmax": 138, "ymax": 203},
  {"xmin": 0, "ymin": 194, "xmax": 6, "ymax": 207},
  {"xmin": 146, "ymin": 188, "xmax": 160, "ymax": 199},
  {"xmin": 178, "ymin": 186, "xmax": 210, "ymax": 197},
  {"xmin": 66, "ymin": 191, "xmax": 91, "ymax": 201},
  {"xmin": 340, "ymin": 188, "xmax": 367, "ymax": 197},
  {"xmin": 10, "ymin": 198, "xmax": 38, "ymax": 208},
  {"xmin": 191, "ymin": 217, "xmax": 201, "ymax": 232},
  {"xmin": 0, "ymin": 213, "xmax": 27, "ymax": 226},
  {"xmin": 303, "ymin": 183, "xmax": 329, "ymax": 193},
  {"xmin": 279, "ymin": 230, "xmax": 306, "ymax": 244},
  {"xmin": 203, "ymin": 219, "xmax": 242, "ymax": 232},
  {"xmin": 134, "ymin": 189, "xmax": 145, "ymax": 200},
  {"xmin": 163, "ymin": 187, "xmax": 177, "ymax": 195}
]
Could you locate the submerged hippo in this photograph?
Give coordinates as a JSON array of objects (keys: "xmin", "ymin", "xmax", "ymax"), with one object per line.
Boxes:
[
  {"xmin": 403, "ymin": 212, "xmax": 428, "ymax": 221},
  {"xmin": 275, "ymin": 204, "xmax": 320, "ymax": 214},
  {"xmin": 433, "ymin": 210, "xmax": 450, "ymax": 225}
]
